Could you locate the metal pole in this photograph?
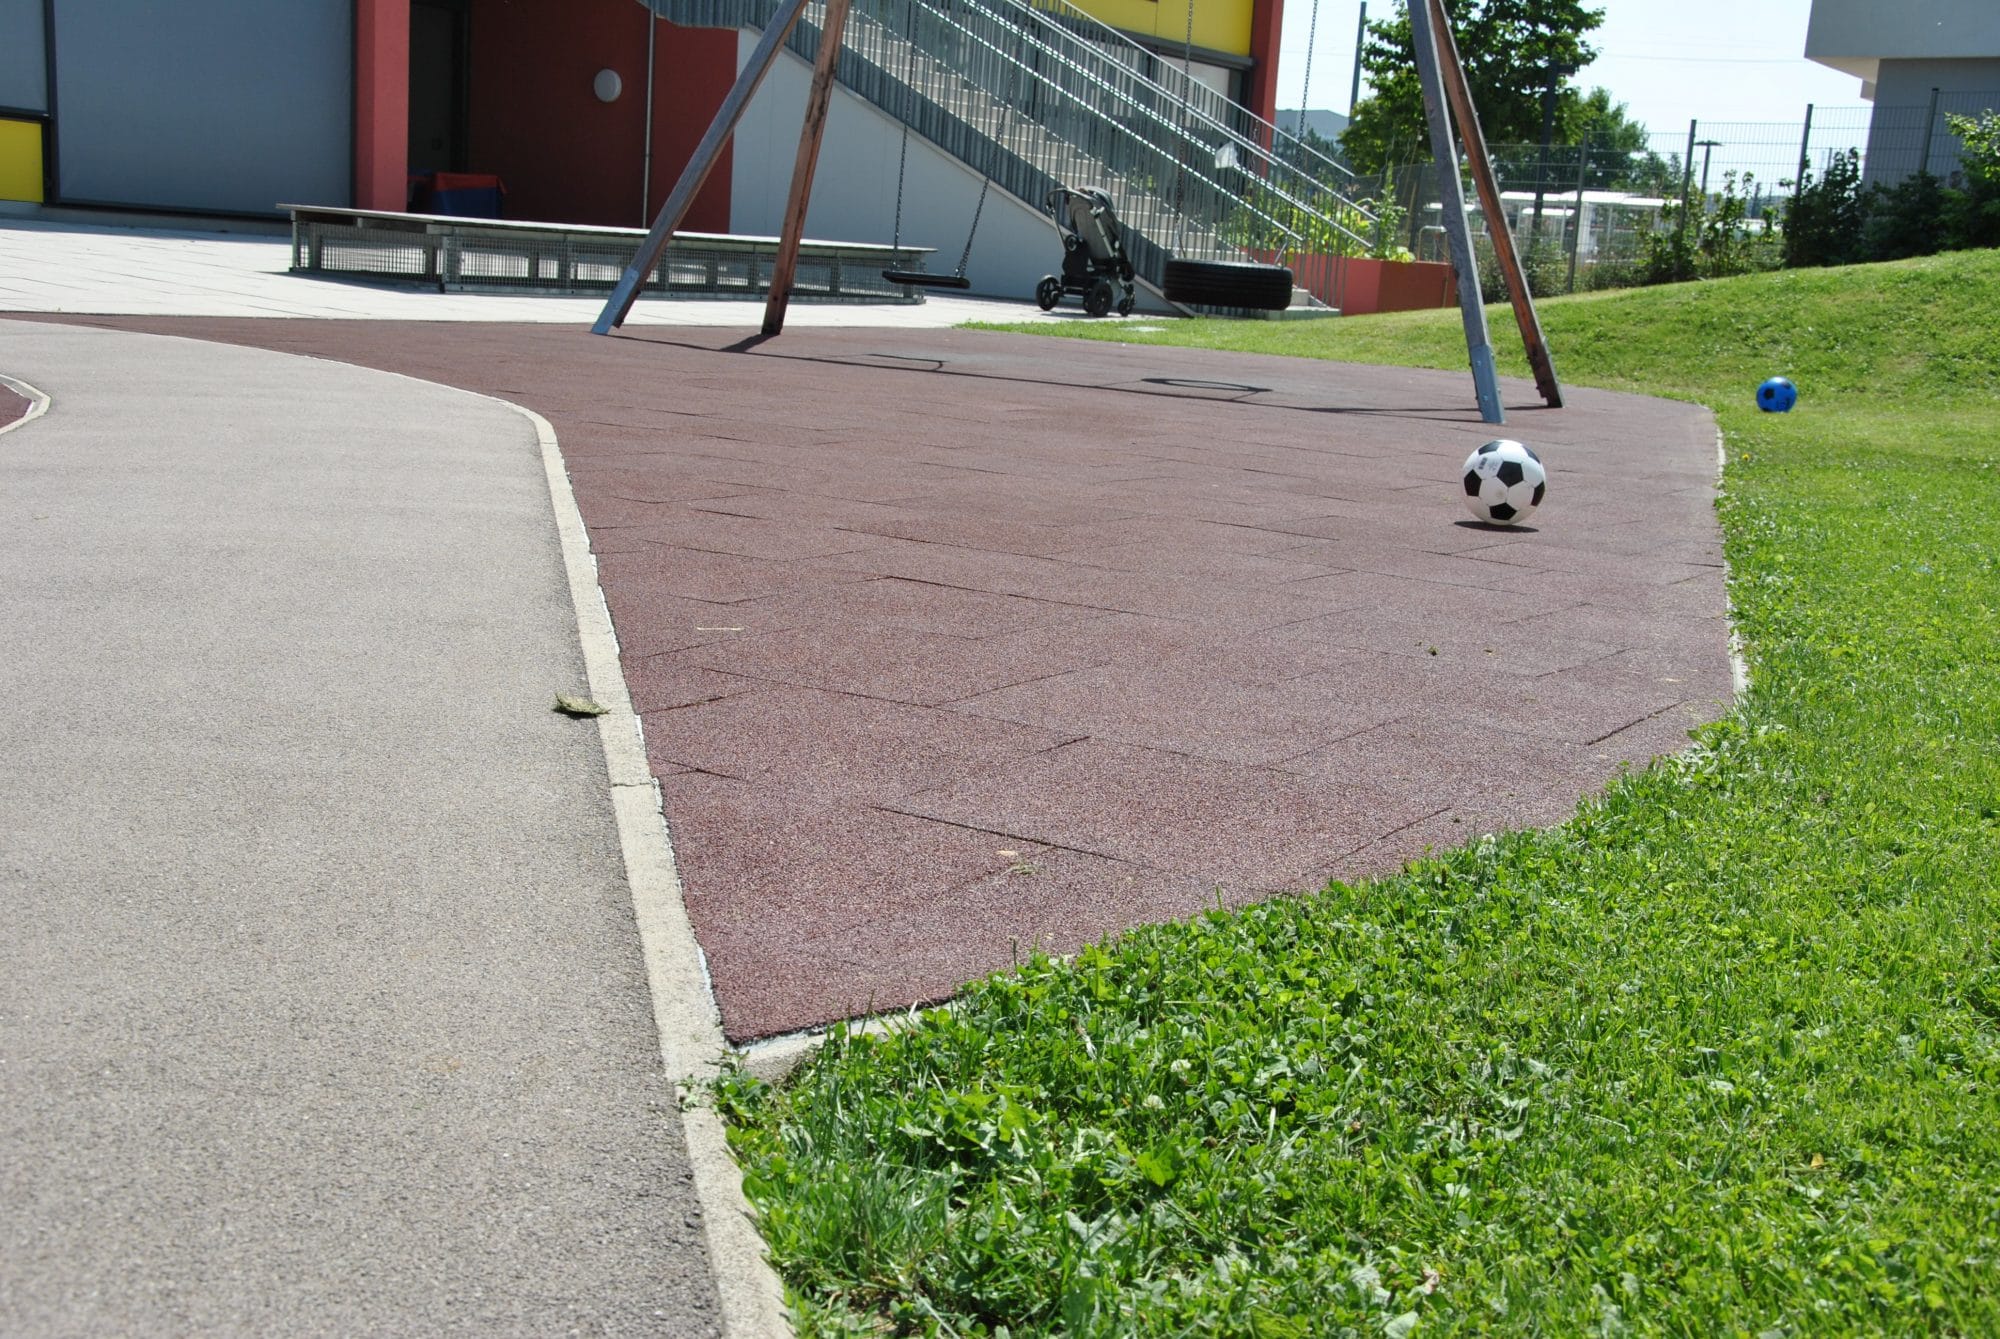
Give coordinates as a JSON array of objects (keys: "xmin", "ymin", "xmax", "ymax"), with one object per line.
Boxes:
[
  {"xmin": 593, "ymin": 0, "xmax": 815, "ymax": 335},
  {"xmin": 1348, "ymin": 2, "xmax": 1366, "ymax": 114},
  {"xmin": 1697, "ymin": 139, "xmax": 1720, "ymax": 198},
  {"xmin": 1532, "ymin": 71, "xmax": 1558, "ymax": 231},
  {"xmin": 1919, "ymin": 86, "xmax": 1940, "ymax": 175},
  {"xmin": 1794, "ymin": 102, "xmax": 1814, "ymax": 198},
  {"xmin": 1409, "ymin": 0, "xmax": 1503, "ymax": 424},
  {"xmin": 1427, "ymin": 0, "xmax": 1560, "ymax": 408},
  {"xmin": 641, "ymin": 4, "xmax": 658, "ymax": 226},
  {"xmin": 1566, "ymin": 131, "xmax": 1588, "ymax": 293},
  {"xmin": 1679, "ymin": 118, "xmax": 1696, "ymax": 248}
]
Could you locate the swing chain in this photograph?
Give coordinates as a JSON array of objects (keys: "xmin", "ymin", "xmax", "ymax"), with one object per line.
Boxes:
[
  {"xmin": 889, "ymin": 0, "xmax": 919, "ymax": 251},
  {"xmin": 1296, "ymin": 0, "xmax": 1319, "ymax": 142},
  {"xmin": 955, "ymin": 179, "xmax": 989, "ymax": 277},
  {"xmin": 883, "ymin": 0, "xmax": 997, "ymax": 282},
  {"xmin": 890, "ymin": 125, "xmax": 910, "ymax": 249}
]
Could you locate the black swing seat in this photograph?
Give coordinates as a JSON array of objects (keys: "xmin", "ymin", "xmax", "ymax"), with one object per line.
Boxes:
[{"xmin": 882, "ymin": 268, "xmax": 972, "ymax": 289}]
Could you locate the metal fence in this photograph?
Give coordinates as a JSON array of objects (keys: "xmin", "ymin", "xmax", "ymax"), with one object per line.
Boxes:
[{"xmin": 1364, "ymin": 94, "xmax": 1997, "ymax": 296}]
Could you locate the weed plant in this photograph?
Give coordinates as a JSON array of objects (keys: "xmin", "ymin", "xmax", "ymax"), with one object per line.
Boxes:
[{"xmin": 721, "ymin": 251, "xmax": 2000, "ymax": 1335}]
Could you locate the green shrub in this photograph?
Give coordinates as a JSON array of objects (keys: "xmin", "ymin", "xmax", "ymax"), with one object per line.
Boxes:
[
  {"xmin": 1471, "ymin": 233, "xmax": 1574, "ymax": 299},
  {"xmin": 1782, "ymin": 149, "xmax": 1867, "ymax": 268},
  {"xmin": 1865, "ymin": 170, "xmax": 1950, "ymax": 261},
  {"xmin": 1645, "ymin": 171, "xmax": 1782, "ymax": 282},
  {"xmin": 1943, "ymin": 110, "xmax": 2000, "ymax": 249}
]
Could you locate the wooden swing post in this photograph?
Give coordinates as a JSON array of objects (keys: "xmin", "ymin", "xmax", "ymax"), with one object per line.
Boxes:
[
  {"xmin": 763, "ymin": 0, "xmax": 858, "ymax": 335},
  {"xmin": 1407, "ymin": 0, "xmax": 1566, "ymax": 419},
  {"xmin": 592, "ymin": 0, "xmax": 814, "ymax": 336},
  {"xmin": 1425, "ymin": 0, "xmax": 1563, "ymax": 408},
  {"xmin": 1407, "ymin": 0, "xmax": 1502, "ymax": 423}
]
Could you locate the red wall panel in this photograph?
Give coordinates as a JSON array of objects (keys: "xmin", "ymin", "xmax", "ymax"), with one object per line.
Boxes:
[
  {"xmin": 1244, "ymin": 0, "xmax": 1282, "ymax": 129},
  {"xmin": 467, "ymin": 0, "xmax": 736, "ymax": 229},
  {"xmin": 356, "ymin": 0, "xmax": 412, "ymax": 210}
]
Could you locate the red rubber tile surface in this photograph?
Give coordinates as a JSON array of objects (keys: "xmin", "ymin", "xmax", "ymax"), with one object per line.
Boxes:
[
  {"xmin": 49, "ymin": 319, "xmax": 1733, "ymax": 1041},
  {"xmin": 0, "ymin": 382, "xmax": 28, "ymax": 430}
]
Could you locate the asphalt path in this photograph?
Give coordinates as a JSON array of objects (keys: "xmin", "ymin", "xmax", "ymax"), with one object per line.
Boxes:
[{"xmin": 0, "ymin": 322, "xmax": 722, "ymax": 1334}]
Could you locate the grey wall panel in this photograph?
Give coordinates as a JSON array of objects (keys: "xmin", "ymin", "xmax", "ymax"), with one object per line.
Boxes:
[
  {"xmin": 52, "ymin": 0, "xmax": 351, "ymax": 213},
  {"xmin": 1, "ymin": 0, "xmax": 49, "ymax": 113}
]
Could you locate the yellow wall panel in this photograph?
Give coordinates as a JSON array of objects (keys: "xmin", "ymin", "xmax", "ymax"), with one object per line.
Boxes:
[
  {"xmin": 1070, "ymin": 0, "xmax": 1252, "ymax": 58},
  {"xmin": 0, "ymin": 119, "xmax": 44, "ymax": 203}
]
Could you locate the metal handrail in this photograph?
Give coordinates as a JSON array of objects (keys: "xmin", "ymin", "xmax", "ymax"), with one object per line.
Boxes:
[
  {"xmin": 1006, "ymin": 0, "xmax": 1362, "ymax": 189},
  {"xmin": 974, "ymin": 0, "xmax": 1376, "ymax": 236}
]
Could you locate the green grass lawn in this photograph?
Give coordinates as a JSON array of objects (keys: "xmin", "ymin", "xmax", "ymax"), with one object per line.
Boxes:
[{"xmin": 718, "ymin": 251, "xmax": 2000, "ymax": 1336}]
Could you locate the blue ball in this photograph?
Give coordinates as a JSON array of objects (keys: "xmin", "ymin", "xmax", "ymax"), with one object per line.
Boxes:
[{"xmin": 1757, "ymin": 377, "xmax": 1797, "ymax": 413}]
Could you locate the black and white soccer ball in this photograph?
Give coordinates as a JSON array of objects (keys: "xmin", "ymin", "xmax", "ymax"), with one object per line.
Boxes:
[{"xmin": 1461, "ymin": 439, "xmax": 1547, "ymax": 526}]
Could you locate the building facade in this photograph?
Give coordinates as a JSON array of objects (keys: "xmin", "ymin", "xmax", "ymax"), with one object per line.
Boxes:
[
  {"xmin": 1805, "ymin": 0, "xmax": 2000, "ymax": 182},
  {"xmin": 1, "ymin": 0, "xmax": 1283, "ymax": 228}
]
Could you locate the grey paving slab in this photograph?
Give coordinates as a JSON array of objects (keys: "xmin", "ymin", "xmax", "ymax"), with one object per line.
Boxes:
[
  {"xmin": 0, "ymin": 217, "xmax": 1064, "ymax": 329},
  {"xmin": 0, "ymin": 322, "xmax": 721, "ymax": 1335}
]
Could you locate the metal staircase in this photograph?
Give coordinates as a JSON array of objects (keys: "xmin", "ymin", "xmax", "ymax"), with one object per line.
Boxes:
[{"xmin": 645, "ymin": 0, "xmax": 1382, "ymax": 304}]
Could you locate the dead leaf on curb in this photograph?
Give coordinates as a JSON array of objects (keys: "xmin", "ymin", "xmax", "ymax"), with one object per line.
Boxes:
[{"xmin": 553, "ymin": 693, "xmax": 610, "ymax": 718}]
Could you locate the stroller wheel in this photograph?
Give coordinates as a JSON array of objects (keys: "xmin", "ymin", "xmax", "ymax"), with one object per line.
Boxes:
[
  {"xmin": 1117, "ymin": 292, "xmax": 1135, "ymax": 317},
  {"xmin": 1083, "ymin": 278, "xmax": 1115, "ymax": 318},
  {"xmin": 1035, "ymin": 275, "xmax": 1063, "ymax": 311}
]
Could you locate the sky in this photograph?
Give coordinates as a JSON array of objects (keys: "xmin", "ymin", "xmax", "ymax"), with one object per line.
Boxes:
[{"xmin": 1274, "ymin": 0, "xmax": 1867, "ymax": 133}]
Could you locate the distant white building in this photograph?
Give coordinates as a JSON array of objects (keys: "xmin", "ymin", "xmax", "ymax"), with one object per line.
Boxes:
[
  {"xmin": 1275, "ymin": 109, "xmax": 1349, "ymax": 146},
  {"xmin": 1417, "ymin": 190, "xmax": 1667, "ymax": 264},
  {"xmin": 1805, "ymin": 0, "xmax": 2000, "ymax": 183}
]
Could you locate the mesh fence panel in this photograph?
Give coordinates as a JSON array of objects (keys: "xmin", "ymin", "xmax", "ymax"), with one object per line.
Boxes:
[
  {"xmin": 290, "ymin": 216, "xmax": 923, "ymax": 303},
  {"xmin": 1373, "ymin": 93, "xmax": 1998, "ymax": 296}
]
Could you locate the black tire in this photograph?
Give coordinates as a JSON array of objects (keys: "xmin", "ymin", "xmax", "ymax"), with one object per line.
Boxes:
[
  {"xmin": 1162, "ymin": 258, "xmax": 1294, "ymax": 311},
  {"xmin": 1116, "ymin": 292, "xmax": 1135, "ymax": 317},
  {"xmin": 1035, "ymin": 275, "xmax": 1063, "ymax": 311},
  {"xmin": 1083, "ymin": 278, "xmax": 1115, "ymax": 317}
]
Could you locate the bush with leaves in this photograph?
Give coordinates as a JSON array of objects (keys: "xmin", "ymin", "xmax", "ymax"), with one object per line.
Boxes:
[
  {"xmin": 1226, "ymin": 189, "xmax": 1415, "ymax": 262},
  {"xmin": 1865, "ymin": 170, "xmax": 1950, "ymax": 261},
  {"xmin": 1942, "ymin": 110, "xmax": 2000, "ymax": 249},
  {"xmin": 1781, "ymin": 150, "xmax": 1867, "ymax": 268},
  {"xmin": 1474, "ymin": 235, "xmax": 1572, "ymax": 299},
  {"xmin": 1644, "ymin": 171, "xmax": 1782, "ymax": 283}
]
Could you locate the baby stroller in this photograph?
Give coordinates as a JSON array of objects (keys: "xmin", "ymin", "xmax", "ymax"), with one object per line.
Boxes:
[{"xmin": 1035, "ymin": 187, "xmax": 1137, "ymax": 318}]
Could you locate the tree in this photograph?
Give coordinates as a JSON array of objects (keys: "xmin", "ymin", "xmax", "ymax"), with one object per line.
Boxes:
[
  {"xmin": 1340, "ymin": 0, "xmax": 1606, "ymax": 175},
  {"xmin": 1573, "ymin": 86, "xmax": 1644, "ymax": 153},
  {"xmin": 1570, "ymin": 86, "xmax": 1671, "ymax": 191}
]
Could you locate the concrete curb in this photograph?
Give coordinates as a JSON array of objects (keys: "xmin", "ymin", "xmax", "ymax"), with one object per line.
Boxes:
[
  {"xmin": 0, "ymin": 373, "xmax": 51, "ymax": 436},
  {"xmin": 514, "ymin": 398, "xmax": 795, "ymax": 1339},
  {"xmin": 1716, "ymin": 426, "xmax": 1751, "ymax": 700}
]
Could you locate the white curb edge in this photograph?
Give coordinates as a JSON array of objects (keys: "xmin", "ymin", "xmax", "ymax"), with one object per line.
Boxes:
[
  {"xmin": 0, "ymin": 372, "xmax": 52, "ymax": 437},
  {"xmin": 517, "ymin": 399, "xmax": 794, "ymax": 1339},
  {"xmin": 1715, "ymin": 426, "xmax": 1751, "ymax": 700}
]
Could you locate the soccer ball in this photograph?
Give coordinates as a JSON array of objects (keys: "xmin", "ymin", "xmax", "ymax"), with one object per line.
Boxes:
[
  {"xmin": 1461, "ymin": 439, "xmax": 1546, "ymax": 526},
  {"xmin": 1757, "ymin": 377, "xmax": 1797, "ymax": 412}
]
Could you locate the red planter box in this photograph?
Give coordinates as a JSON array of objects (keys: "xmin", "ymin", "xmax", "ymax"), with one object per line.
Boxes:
[{"xmin": 1255, "ymin": 252, "xmax": 1456, "ymax": 315}]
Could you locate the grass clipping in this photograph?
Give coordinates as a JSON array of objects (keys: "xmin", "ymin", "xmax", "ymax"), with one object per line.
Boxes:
[{"xmin": 725, "ymin": 251, "xmax": 2000, "ymax": 1337}]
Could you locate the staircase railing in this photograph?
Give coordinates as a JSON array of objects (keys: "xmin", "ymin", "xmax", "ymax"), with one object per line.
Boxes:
[
  {"xmin": 1008, "ymin": 0, "xmax": 1363, "ymax": 193},
  {"xmin": 646, "ymin": 0, "xmax": 1377, "ymax": 299}
]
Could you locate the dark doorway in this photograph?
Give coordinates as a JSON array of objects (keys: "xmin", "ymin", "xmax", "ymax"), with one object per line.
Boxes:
[{"xmin": 408, "ymin": 0, "xmax": 469, "ymax": 176}]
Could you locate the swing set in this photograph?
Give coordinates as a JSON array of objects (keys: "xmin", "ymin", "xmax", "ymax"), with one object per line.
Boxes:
[
  {"xmin": 589, "ymin": 0, "xmax": 1560, "ymax": 422},
  {"xmin": 876, "ymin": 0, "xmax": 989, "ymax": 290}
]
